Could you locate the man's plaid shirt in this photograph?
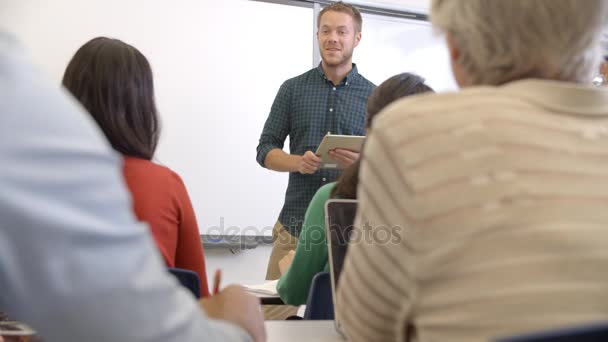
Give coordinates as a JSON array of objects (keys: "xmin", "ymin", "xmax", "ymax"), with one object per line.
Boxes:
[{"xmin": 257, "ymin": 64, "xmax": 375, "ymax": 236}]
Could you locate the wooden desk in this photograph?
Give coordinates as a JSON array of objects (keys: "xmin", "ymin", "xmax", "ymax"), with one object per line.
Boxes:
[{"xmin": 266, "ymin": 320, "xmax": 343, "ymax": 342}]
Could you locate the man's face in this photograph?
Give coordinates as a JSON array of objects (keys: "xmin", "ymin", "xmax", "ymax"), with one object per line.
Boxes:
[{"xmin": 317, "ymin": 11, "xmax": 361, "ymax": 68}]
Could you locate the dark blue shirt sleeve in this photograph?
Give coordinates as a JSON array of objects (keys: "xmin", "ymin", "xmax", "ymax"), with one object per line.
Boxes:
[{"xmin": 256, "ymin": 80, "xmax": 292, "ymax": 168}]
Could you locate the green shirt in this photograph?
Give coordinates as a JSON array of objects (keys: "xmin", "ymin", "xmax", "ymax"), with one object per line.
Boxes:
[{"xmin": 276, "ymin": 182, "xmax": 336, "ymax": 306}]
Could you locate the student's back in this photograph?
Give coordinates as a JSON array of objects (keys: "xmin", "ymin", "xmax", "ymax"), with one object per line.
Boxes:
[
  {"xmin": 0, "ymin": 33, "xmax": 264, "ymax": 342},
  {"xmin": 123, "ymin": 157, "xmax": 208, "ymax": 293},
  {"xmin": 62, "ymin": 37, "xmax": 209, "ymax": 295},
  {"xmin": 336, "ymin": 1, "xmax": 608, "ymax": 341}
]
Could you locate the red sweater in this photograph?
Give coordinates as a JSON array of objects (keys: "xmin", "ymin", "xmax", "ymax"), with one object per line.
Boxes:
[{"xmin": 122, "ymin": 157, "xmax": 210, "ymax": 297}]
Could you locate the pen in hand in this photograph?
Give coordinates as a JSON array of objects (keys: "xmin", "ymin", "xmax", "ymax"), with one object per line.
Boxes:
[{"xmin": 213, "ymin": 269, "xmax": 222, "ymax": 295}]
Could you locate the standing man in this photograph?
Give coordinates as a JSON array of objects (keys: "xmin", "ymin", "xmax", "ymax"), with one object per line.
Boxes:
[{"xmin": 256, "ymin": 1, "xmax": 375, "ymax": 318}]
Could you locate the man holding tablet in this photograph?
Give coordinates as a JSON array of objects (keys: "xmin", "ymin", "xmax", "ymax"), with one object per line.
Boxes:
[{"xmin": 255, "ymin": 1, "xmax": 374, "ymax": 319}]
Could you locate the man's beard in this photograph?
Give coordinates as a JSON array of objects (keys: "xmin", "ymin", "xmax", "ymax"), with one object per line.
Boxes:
[{"xmin": 322, "ymin": 48, "xmax": 353, "ymax": 68}]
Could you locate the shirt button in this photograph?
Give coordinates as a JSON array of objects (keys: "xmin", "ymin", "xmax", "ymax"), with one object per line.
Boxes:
[
  {"xmin": 333, "ymin": 87, "xmax": 336, "ymax": 91},
  {"xmin": 329, "ymin": 108, "xmax": 333, "ymax": 112},
  {"xmin": 322, "ymin": 177, "xmax": 327, "ymax": 182},
  {"xmin": 345, "ymin": 82, "xmax": 349, "ymax": 86}
]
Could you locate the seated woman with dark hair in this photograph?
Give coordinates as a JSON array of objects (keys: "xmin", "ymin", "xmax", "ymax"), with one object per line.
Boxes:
[
  {"xmin": 275, "ymin": 72, "xmax": 434, "ymax": 306},
  {"xmin": 62, "ymin": 37, "xmax": 210, "ymax": 297}
]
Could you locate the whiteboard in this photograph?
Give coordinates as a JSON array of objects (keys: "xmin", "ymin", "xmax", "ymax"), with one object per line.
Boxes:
[
  {"xmin": 346, "ymin": 0, "xmax": 430, "ymax": 12},
  {"xmin": 0, "ymin": 0, "xmax": 455, "ymax": 236},
  {"xmin": 356, "ymin": 12, "xmax": 457, "ymax": 90}
]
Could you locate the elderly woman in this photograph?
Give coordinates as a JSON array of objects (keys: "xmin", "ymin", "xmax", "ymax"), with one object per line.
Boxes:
[{"xmin": 337, "ymin": 1, "xmax": 608, "ymax": 342}]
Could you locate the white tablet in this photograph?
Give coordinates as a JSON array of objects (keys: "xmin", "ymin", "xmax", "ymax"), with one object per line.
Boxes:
[{"xmin": 315, "ymin": 133, "xmax": 365, "ymax": 169}]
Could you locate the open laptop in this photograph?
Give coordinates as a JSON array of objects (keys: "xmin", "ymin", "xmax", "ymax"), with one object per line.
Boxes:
[{"xmin": 324, "ymin": 199, "xmax": 358, "ymax": 336}]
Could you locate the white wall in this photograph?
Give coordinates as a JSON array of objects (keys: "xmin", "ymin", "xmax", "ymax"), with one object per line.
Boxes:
[
  {"xmin": 205, "ymin": 247, "xmax": 273, "ymax": 286},
  {"xmin": 348, "ymin": 0, "xmax": 430, "ymax": 12},
  {"xmin": 0, "ymin": 1, "xmax": 454, "ymax": 237},
  {"xmin": 0, "ymin": 0, "xmax": 455, "ymax": 285},
  {"xmin": 0, "ymin": 0, "xmax": 313, "ymax": 239},
  {"xmin": 356, "ymin": 13, "xmax": 456, "ymax": 91}
]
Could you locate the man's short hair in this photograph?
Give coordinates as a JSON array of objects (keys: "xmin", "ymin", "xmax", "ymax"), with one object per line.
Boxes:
[{"xmin": 318, "ymin": 1, "xmax": 363, "ymax": 33}]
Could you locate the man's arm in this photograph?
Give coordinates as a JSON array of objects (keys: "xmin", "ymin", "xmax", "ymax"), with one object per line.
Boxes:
[
  {"xmin": 172, "ymin": 171, "xmax": 211, "ymax": 297},
  {"xmin": 328, "ymin": 148, "xmax": 360, "ymax": 169},
  {"xmin": 263, "ymin": 148, "xmax": 301, "ymax": 172},
  {"xmin": 264, "ymin": 149, "xmax": 321, "ymax": 174},
  {"xmin": 0, "ymin": 40, "xmax": 264, "ymax": 342},
  {"xmin": 257, "ymin": 80, "xmax": 323, "ymax": 174},
  {"xmin": 256, "ymin": 81, "xmax": 292, "ymax": 169}
]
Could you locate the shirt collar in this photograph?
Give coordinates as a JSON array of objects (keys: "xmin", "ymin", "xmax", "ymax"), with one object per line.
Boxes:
[
  {"xmin": 500, "ymin": 79, "xmax": 608, "ymax": 117},
  {"xmin": 316, "ymin": 62, "xmax": 359, "ymax": 85}
]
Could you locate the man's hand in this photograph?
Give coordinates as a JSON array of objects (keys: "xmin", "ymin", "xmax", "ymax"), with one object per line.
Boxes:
[
  {"xmin": 298, "ymin": 151, "xmax": 321, "ymax": 174},
  {"xmin": 278, "ymin": 250, "xmax": 296, "ymax": 275},
  {"xmin": 328, "ymin": 149, "xmax": 360, "ymax": 169},
  {"xmin": 200, "ymin": 285, "xmax": 266, "ymax": 342}
]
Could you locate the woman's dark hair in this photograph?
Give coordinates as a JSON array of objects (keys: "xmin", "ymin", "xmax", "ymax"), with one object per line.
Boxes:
[
  {"xmin": 331, "ymin": 73, "xmax": 434, "ymax": 199},
  {"xmin": 62, "ymin": 37, "xmax": 160, "ymax": 160}
]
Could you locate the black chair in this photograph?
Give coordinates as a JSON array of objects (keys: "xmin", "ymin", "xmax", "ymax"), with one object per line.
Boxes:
[
  {"xmin": 303, "ymin": 272, "xmax": 334, "ymax": 320},
  {"xmin": 497, "ymin": 323, "xmax": 608, "ymax": 342},
  {"xmin": 168, "ymin": 267, "xmax": 201, "ymax": 299}
]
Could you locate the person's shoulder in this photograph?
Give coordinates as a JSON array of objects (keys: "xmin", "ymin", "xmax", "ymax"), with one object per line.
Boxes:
[
  {"xmin": 372, "ymin": 86, "xmax": 508, "ymax": 131},
  {"xmin": 284, "ymin": 67, "xmax": 319, "ymax": 86},
  {"xmin": 317, "ymin": 182, "xmax": 336, "ymax": 194},
  {"xmin": 125, "ymin": 157, "xmax": 185, "ymax": 185},
  {"xmin": 354, "ymin": 73, "xmax": 376, "ymax": 89},
  {"xmin": 1, "ymin": 33, "xmax": 115, "ymax": 161},
  {"xmin": 311, "ymin": 182, "xmax": 336, "ymax": 206},
  {"xmin": 304, "ymin": 182, "xmax": 336, "ymax": 223}
]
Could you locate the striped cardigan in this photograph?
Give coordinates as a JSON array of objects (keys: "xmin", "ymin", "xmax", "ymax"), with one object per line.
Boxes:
[{"xmin": 337, "ymin": 79, "xmax": 608, "ymax": 342}]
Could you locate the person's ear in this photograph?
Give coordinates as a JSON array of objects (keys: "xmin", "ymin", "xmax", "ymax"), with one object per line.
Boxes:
[
  {"xmin": 446, "ymin": 31, "xmax": 459, "ymax": 63},
  {"xmin": 446, "ymin": 31, "xmax": 472, "ymax": 87},
  {"xmin": 354, "ymin": 31, "xmax": 362, "ymax": 47}
]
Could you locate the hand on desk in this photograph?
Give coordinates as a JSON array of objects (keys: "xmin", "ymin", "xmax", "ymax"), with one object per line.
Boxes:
[
  {"xmin": 278, "ymin": 250, "xmax": 295, "ymax": 275},
  {"xmin": 328, "ymin": 149, "xmax": 359, "ymax": 169},
  {"xmin": 298, "ymin": 151, "xmax": 321, "ymax": 174},
  {"xmin": 200, "ymin": 285, "xmax": 266, "ymax": 342}
]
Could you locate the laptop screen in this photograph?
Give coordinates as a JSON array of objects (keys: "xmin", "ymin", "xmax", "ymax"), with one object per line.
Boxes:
[{"xmin": 325, "ymin": 199, "xmax": 358, "ymax": 287}]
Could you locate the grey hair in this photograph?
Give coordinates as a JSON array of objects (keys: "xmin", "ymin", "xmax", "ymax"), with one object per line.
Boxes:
[{"xmin": 431, "ymin": 0, "xmax": 608, "ymax": 85}]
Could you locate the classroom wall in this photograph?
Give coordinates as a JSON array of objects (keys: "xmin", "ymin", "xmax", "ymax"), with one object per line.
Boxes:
[
  {"xmin": 0, "ymin": 0, "xmax": 454, "ymax": 286},
  {"xmin": 205, "ymin": 246, "xmax": 272, "ymax": 286},
  {"xmin": 0, "ymin": 0, "xmax": 311, "ymax": 238},
  {"xmin": 0, "ymin": 0, "xmax": 309, "ymax": 286},
  {"xmin": 341, "ymin": 0, "xmax": 430, "ymax": 12}
]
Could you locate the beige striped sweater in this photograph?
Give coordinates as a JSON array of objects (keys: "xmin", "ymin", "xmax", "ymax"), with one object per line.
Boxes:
[{"xmin": 337, "ymin": 79, "xmax": 608, "ymax": 342}]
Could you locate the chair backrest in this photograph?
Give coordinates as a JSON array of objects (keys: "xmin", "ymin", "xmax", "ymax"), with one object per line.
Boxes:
[
  {"xmin": 168, "ymin": 267, "xmax": 201, "ymax": 299},
  {"xmin": 303, "ymin": 272, "xmax": 334, "ymax": 320},
  {"xmin": 497, "ymin": 323, "xmax": 608, "ymax": 342}
]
